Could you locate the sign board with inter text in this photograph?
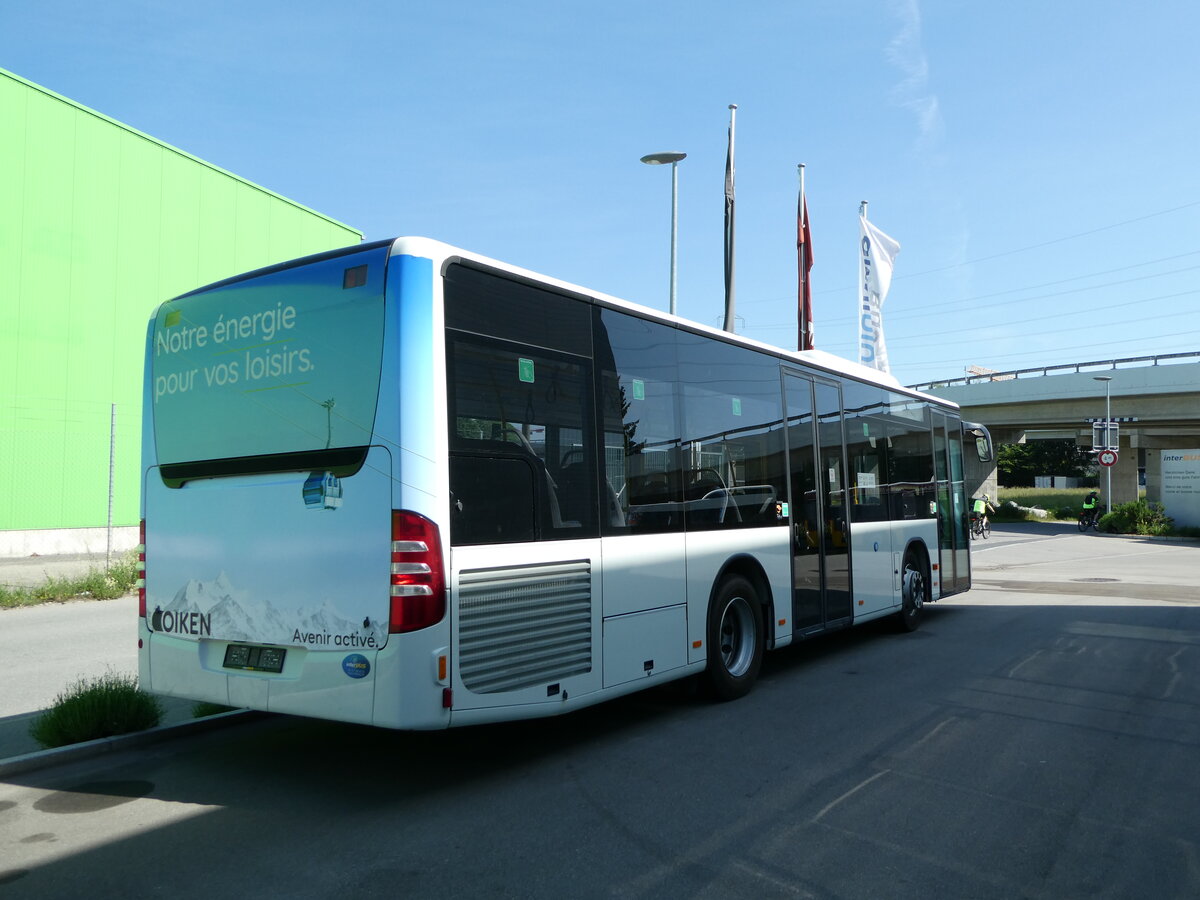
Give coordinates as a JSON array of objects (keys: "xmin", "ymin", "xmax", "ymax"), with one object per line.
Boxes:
[{"xmin": 1161, "ymin": 450, "xmax": 1200, "ymax": 528}]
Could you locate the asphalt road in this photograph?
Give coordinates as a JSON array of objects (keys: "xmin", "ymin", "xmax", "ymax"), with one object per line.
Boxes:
[
  {"xmin": 0, "ymin": 595, "xmax": 141, "ymax": 720},
  {"xmin": 2, "ymin": 524, "xmax": 1198, "ymax": 898}
]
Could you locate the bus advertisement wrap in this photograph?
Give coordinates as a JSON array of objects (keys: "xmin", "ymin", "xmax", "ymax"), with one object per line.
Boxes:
[
  {"xmin": 143, "ymin": 441, "xmax": 395, "ymax": 651},
  {"xmin": 150, "ymin": 245, "xmax": 388, "ymax": 466}
]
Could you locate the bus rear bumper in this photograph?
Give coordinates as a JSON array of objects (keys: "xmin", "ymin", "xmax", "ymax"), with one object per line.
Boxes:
[{"xmin": 139, "ymin": 626, "xmax": 451, "ymax": 730}]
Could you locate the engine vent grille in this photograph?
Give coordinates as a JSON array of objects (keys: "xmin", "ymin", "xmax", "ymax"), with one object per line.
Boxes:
[{"xmin": 458, "ymin": 559, "xmax": 592, "ymax": 694}]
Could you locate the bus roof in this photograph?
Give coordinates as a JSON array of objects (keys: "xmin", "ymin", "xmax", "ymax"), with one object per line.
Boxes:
[
  {"xmin": 386, "ymin": 236, "xmax": 961, "ymax": 412},
  {"xmin": 160, "ymin": 234, "xmax": 959, "ymax": 412}
]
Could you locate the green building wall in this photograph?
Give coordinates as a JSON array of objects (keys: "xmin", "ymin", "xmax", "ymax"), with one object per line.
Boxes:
[{"xmin": 0, "ymin": 67, "xmax": 362, "ymax": 536}]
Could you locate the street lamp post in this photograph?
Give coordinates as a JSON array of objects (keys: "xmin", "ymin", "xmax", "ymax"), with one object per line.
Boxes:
[
  {"xmin": 1094, "ymin": 375, "xmax": 1113, "ymax": 514},
  {"xmin": 640, "ymin": 151, "xmax": 687, "ymax": 315}
]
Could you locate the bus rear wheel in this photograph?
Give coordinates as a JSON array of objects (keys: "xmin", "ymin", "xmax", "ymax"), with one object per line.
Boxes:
[{"xmin": 704, "ymin": 576, "xmax": 764, "ymax": 701}]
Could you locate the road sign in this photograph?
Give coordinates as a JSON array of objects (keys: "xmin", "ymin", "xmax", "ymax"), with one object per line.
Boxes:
[
  {"xmin": 1092, "ymin": 421, "xmax": 1120, "ymax": 451},
  {"xmin": 1098, "ymin": 449, "xmax": 1118, "ymax": 467}
]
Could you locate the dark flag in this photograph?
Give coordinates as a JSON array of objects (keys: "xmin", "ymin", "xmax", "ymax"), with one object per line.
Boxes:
[
  {"xmin": 798, "ymin": 191, "xmax": 814, "ymax": 350},
  {"xmin": 723, "ymin": 105, "xmax": 737, "ymax": 332}
]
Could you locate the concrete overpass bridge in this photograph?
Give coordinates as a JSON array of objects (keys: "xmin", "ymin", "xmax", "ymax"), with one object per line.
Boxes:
[{"xmin": 909, "ymin": 352, "xmax": 1200, "ymax": 512}]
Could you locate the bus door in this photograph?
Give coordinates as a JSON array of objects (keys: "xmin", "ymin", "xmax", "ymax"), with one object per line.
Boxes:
[
  {"xmin": 784, "ymin": 372, "xmax": 852, "ymax": 632},
  {"xmin": 932, "ymin": 411, "xmax": 968, "ymax": 594}
]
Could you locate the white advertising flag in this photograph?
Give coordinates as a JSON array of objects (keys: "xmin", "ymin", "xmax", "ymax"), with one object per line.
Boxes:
[{"xmin": 858, "ymin": 215, "xmax": 901, "ymax": 373}]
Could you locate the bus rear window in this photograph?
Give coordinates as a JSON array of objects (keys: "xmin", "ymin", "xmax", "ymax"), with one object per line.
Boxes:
[{"xmin": 150, "ymin": 245, "xmax": 388, "ymax": 468}]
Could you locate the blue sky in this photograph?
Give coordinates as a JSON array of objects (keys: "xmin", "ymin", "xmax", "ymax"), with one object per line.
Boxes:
[{"xmin": 5, "ymin": 0, "xmax": 1200, "ymax": 387}]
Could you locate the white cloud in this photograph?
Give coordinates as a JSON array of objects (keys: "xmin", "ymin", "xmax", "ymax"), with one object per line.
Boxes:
[{"xmin": 885, "ymin": 0, "xmax": 944, "ymax": 153}]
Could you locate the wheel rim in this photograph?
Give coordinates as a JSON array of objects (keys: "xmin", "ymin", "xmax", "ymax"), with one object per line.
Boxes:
[{"xmin": 718, "ymin": 595, "xmax": 756, "ymax": 677}]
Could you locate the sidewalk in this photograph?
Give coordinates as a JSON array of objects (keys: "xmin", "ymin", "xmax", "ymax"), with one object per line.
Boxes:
[{"xmin": 0, "ymin": 553, "xmax": 199, "ymax": 764}]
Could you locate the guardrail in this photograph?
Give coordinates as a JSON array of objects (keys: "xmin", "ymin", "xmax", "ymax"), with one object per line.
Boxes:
[{"xmin": 908, "ymin": 350, "xmax": 1200, "ymax": 393}]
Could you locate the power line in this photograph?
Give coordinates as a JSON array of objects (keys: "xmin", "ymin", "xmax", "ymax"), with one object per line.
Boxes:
[
  {"xmin": 892, "ymin": 199, "xmax": 1200, "ymax": 282},
  {"xmin": 887, "ymin": 301, "xmax": 1198, "ymax": 350},
  {"xmin": 750, "ymin": 248, "xmax": 1200, "ymax": 329},
  {"xmin": 807, "ymin": 198, "xmax": 1200, "ymax": 296},
  {"xmin": 882, "ymin": 287, "xmax": 1200, "ymax": 344},
  {"xmin": 821, "ymin": 328, "xmax": 1200, "ymax": 369}
]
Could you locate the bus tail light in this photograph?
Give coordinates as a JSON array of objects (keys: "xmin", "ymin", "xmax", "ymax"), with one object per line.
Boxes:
[
  {"xmin": 138, "ymin": 519, "xmax": 147, "ymax": 618},
  {"xmin": 390, "ymin": 511, "xmax": 446, "ymax": 633}
]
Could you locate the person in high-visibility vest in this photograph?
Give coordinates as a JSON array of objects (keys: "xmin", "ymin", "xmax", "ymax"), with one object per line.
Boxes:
[
  {"xmin": 1082, "ymin": 490, "xmax": 1101, "ymax": 526},
  {"xmin": 972, "ymin": 494, "xmax": 996, "ymax": 531}
]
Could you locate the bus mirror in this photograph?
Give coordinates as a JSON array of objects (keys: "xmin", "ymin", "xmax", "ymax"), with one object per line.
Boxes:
[
  {"xmin": 964, "ymin": 422, "xmax": 994, "ymax": 463},
  {"xmin": 975, "ymin": 435, "xmax": 992, "ymax": 463}
]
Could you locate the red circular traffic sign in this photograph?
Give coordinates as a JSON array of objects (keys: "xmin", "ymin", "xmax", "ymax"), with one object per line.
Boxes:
[{"xmin": 1098, "ymin": 449, "xmax": 1118, "ymax": 467}]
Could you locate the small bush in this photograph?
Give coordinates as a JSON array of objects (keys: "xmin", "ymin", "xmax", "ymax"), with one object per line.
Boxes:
[
  {"xmin": 29, "ymin": 673, "xmax": 164, "ymax": 749},
  {"xmin": 1099, "ymin": 499, "xmax": 1174, "ymax": 536}
]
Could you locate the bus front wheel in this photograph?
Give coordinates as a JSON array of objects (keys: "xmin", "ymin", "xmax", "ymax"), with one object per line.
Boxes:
[
  {"xmin": 894, "ymin": 553, "xmax": 929, "ymax": 633},
  {"xmin": 704, "ymin": 576, "xmax": 764, "ymax": 701}
]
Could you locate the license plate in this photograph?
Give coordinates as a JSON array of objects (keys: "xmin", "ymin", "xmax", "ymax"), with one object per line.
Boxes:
[{"xmin": 223, "ymin": 644, "xmax": 286, "ymax": 673}]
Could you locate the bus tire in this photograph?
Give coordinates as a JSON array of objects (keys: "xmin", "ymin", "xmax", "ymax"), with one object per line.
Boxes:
[
  {"xmin": 894, "ymin": 552, "xmax": 929, "ymax": 633},
  {"xmin": 704, "ymin": 575, "xmax": 764, "ymax": 701}
]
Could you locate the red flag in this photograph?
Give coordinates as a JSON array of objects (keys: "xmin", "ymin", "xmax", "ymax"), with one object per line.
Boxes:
[{"xmin": 798, "ymin": 193, "xmax": 814, "ymax": 350}]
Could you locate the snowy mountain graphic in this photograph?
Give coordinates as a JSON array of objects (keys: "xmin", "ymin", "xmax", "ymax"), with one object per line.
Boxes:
[{"xmin": 160, "ymin": 572, "xmax": 386, "ymax": 647}]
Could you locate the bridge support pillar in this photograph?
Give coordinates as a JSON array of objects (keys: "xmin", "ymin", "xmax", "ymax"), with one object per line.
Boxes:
[
  {"xmin": 1106, "ymin": 435, "xmax": 1139, "ymax": 508},
  {"xmin": 964, "ymin": 450, "xmax": 998, "ymax": 505}
]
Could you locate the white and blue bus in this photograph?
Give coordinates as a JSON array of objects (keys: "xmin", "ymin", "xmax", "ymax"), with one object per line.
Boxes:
[{"xmin": 139, "ymin": 237, "xmax": 992, "ymax": 729}]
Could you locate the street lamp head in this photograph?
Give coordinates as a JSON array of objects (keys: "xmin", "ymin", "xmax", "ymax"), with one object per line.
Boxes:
[
  {"xmin": 1093, "ymin": 375, "xmax": 1113, "ymax": 382},
  {"xmin": 640, "ymin": 152, "xmax": 687, "ymax": 166}
]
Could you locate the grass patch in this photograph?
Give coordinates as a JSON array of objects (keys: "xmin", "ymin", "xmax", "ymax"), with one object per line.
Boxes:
[
  {"xmin": 0, "ymin": 551, "xmax": 139, "ymax": 609},
  {"xmin": 995, "ymin": 487, "xmax": 1088, "ymax": 521},
  {"xmin": 996, "ymin": 490, "xmax": 1198, "ymax": 538},
  {"xmin": 29, "ymin": 672, "xmax": 164, "ymax": 749}
]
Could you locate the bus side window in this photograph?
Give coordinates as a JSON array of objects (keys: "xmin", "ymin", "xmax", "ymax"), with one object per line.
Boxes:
[
  {"xmin": 447, "ymin": 334, "xmax": 597, "ymax": 545},
  {"xmin": 675, "ymin": 333, "xmax": 786, "ymax": 532},
  {"xmin": 450, "ymin": 453, "xmax": 538, "ymax": 545}
]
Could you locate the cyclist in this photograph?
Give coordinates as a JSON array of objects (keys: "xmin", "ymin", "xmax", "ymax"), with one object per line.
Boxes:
[
  {"xmin": 1081, "ymin": 490, "xmax": 1101, "ymax": 528},
  {"xmin": 971, "ymin": 493, "xmax": 996, "ymax": 536}
]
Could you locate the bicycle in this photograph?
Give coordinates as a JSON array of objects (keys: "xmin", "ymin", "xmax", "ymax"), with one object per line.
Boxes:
[
  {"xmin": 970, "ymin": 513, "xmax": 991, "ymax": 540},
  {"xmin": 1078, "ymin": 508, "xmax": 1100, "ymax": 532}
]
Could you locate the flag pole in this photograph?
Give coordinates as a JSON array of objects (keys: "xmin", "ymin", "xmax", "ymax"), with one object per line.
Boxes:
[
  {"xmin": 860, "ymin": 200, "xmax": 868, "ymax": 219},
  {"xmin": 723, "ymin": 104, "xmax": 737, "ymax": 332}
]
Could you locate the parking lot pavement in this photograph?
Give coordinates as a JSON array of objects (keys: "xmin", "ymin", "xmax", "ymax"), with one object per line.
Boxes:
[{"xmin": 2, "ymin": 527, "xmax": 1196, "ymax": 770}]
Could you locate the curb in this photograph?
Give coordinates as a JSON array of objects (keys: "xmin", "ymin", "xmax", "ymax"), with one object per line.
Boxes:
[{"xmin": 0, "ymin": 709, "xmax": 260, "ymax": 779}]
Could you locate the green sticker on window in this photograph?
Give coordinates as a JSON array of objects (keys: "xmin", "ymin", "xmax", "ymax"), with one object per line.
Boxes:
[
  {"xmin": 632, "ymin": 379, "xmax": 645, "ymax": 400},
  {"xmin": 519, "ymin": 358, "xmax": 535, "ymax": 383},
  {"xmin": 732, "ymin": 398, "xmax": 742, "ymax": 416}
]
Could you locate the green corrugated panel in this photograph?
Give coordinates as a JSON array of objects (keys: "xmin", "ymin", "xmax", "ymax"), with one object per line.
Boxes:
[{"xmin": 1, "ymin": 66, "xmax": 363, "ymax": 532}]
